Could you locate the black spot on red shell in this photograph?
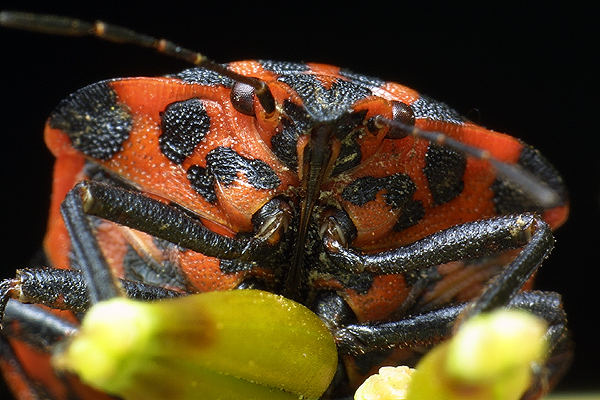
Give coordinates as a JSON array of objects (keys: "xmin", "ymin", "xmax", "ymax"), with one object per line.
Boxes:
[
  {"xmin": 424, "ymin": 144, "xmax": 466, "ymax": 205},
  {"xmin": 187, "ymin": 165, "xmax": 217, "ymax": 203},
  {"xmin": 207, "ymin": 147, "xmax": 281, "ymax": 189},
  {"xmin": 338, "ymin": 68, "xmax": 386, "ymax": 89},
  {"xmin": 491, "ymin": 145, "xmax": 568, "ymax": 213},
  {"xmin": 394, "ymin": 200, "xmax": 425, "ymax": 231},
  {"xmin": 159, "ymin": 98, "xmax": 210, "ymax": 164},
  {"xmin": 342, "ymin": 173, "xmax": 416, "ymax": 208},
  {"xmin": 260, "ymin": 60, "xmax": 309, "ymax": 74},
  {"xmin": 411, "ymin": 95, "xmax": 464, "ymax": 124},
  {"xmin": 342, "ymin": 173, "xmax": 423, "ymax": 231},
  {"xmin": 167, "ymin": 67, "xmax": 234, "ymax": 87},
  {"xmin": 49, "ymin": 81, "xmax": 132, "ymax": 160},
  {"xmin": 331, "ymin": 110, "xmax": 368, "ymax": 175},
  {"xmin": 187, "ymin": 147, "xmax": 281, "ymax": 202}
]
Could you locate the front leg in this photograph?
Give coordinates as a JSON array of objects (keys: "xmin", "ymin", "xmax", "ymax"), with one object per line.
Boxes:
[{"xmin": 59, "ymin": 180, "xmax": 286, "ymax": 305}]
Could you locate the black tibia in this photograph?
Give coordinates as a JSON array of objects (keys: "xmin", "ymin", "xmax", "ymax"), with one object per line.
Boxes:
[
  {"xmin": 0, "ymin": 268, "xmax": 182, "ymax": 354},
  {"xmin": 333, "ymin": 291, "xmax": 567, "ymax": 356},
  {"xmin": 2, "ymin": 301, "xmax": 77, "ymax": 351},
  {"xmin": 75, "ymin": 181, "xmax": 277, "ymax": 261},
  {"xmin": 335, "ymin": 303, "xmax": 462, "ymax": 355},
  {"xmin": 0, "ymin": 268, "xmax": 181, "ymax": 318},
  {"xmin": 460, "ymin": 217, "xmax": 554, "ymax": 321},
  {"xmin": 62, "ymin": 186, "xmax": 121, "ymax": 304},
  {"xmin": 324, "ymin": 214, "xmax": 542, "ymax": 275}
]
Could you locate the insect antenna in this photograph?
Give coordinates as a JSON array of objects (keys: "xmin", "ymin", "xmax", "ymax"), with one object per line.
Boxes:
[
  {"xmin": 375, "ymin": 116, "xmax": 561, "ymax": 209},
  {"xmin": 0, "ymin": 10, "xmax": 276, "ymax": 114}
]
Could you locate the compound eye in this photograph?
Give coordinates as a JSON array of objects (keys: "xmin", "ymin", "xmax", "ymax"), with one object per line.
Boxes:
[
  {"xmin": 386, "ymin": 101, "xmax": 415, "ymax": 139},
  {"xmin": 230, "ymin": 81, "xmax": 257, "ymax": 116}
]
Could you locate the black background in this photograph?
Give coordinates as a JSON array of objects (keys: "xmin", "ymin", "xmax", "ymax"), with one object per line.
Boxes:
[{"xmin": 1, "ymin": 2, "xmax": 597, "ymax": 398}]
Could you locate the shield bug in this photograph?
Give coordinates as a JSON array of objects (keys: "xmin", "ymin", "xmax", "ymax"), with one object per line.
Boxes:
[{"xmin": 0, "ymin": 11, "xmax": 570, "ymax": 400}]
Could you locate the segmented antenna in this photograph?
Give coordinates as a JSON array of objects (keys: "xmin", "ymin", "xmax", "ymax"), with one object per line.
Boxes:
[
  {"xmin": 0, "ymin": 11, "xmax": 275, "ymax": 114},
  {"xmin": 375, "ymin": 116, "xmax": 561, "ymax": 209},
  {"xmin": 1, "ymin": 11, "xmax": 561, "ymax": 209}
]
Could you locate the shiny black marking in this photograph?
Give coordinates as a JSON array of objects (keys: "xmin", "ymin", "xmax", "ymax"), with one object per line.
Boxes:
[
  {"xmin": 394, "ymin": 200, "xmax": 425, "ymax": 231},
  {"xmin": 187, "ymin": 165, "xmax": 216, "ymax": 203},
  {"xmin": 49, "ymin": 81, "xmax": 132, "ymax": 160},
  {"xmin": 342, "ymin": 173, "xmax": 423, "ymax": 232},
  {"xmin": 122, "ymin": 243, "xmax": 186, "ymax": 290},
  {"xmin": 207, "ymin": 147, "xmax": 281, "ymax": 189},
  {"xmin": 167, "ymin": 67, "xmax": 234, "ymax": 87},
  {"xmin": 342, "ymin": 176, "xmax": 382, "ymax": 206},
  {"xmin": 424, "ymin": 144, "xmax": 466, "ymax": 205},
  {"xmin": 331, "ymin": 110, "xmax": 368, "ymax": 175},
  {"xmin": 518, "ymin": 145, "xmax": 568, "ymax": 204},
  {"xmin": 342, "ymin": 173, "xmax": 417, "ymax": 208},
  {"xmin": 411, "ymin": 95, "xmax": 464, "ymax": 124},
  {"xmin": 188, "ymin": 147, "xmax": 281, "ymax": 202},
  {"xmin": 159, "ymin": 98, "xmax": 210, "ymax": 164},
  {"xmin": 491, "ymin": 145, "xmax": 567, "ymax": 213},
  {"xmin": 271, "ymin": 100, "xmax": 311, "ymax": 169}
]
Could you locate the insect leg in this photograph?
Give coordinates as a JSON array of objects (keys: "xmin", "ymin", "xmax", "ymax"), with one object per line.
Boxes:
[
  {"xmin": 1, "ymin": 180, "xmax": 283, "ymax": 318},
  {"xmin": 1, "ymin": 268, "xmax": 181, "ymax": 320},
  {"xmin": 2, "ymin": 301, "xmax": 77, "ymax": 351},
  {"xmin": 71, "ymin": 181, "xmax": 276, "ymax": 261},
  {"xmin": 324, "ymin": 213, "xmax": 549, "ymax": 277},
  {"xmin": 458, "ymin": 216, "xmax": 553, "ymax": 320},
  {"xmin": 335, "ymin": 291, "xmax": 566, "ymax": 355},
  {"xmin": 335, "ymin": 291, "xmax": 570, "ymax": 399},
  {"xmin": 0, "ymin": 268, "xmax": 182, "ymax": 398},
  {"xmin": 324, "ymin": 211, "xmax": 558, "ymax": 332},
  {"xmin": 61, "ymin": 187, "xmax": 122, "ymax": 303},
  {"xmin": 0, "ymin": 300, "xmax": 83, "ymax": 399}
]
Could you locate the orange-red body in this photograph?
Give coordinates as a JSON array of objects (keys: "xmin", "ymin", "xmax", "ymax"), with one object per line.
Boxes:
[{"xmin": 3, "ymin": 61, "xmax": 568, "ymax": 399}]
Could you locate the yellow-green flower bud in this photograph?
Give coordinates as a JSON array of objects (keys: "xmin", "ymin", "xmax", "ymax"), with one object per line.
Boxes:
[{"xmin": 53, "ymin": 290, "xmax": 338, "ymax": 400}]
